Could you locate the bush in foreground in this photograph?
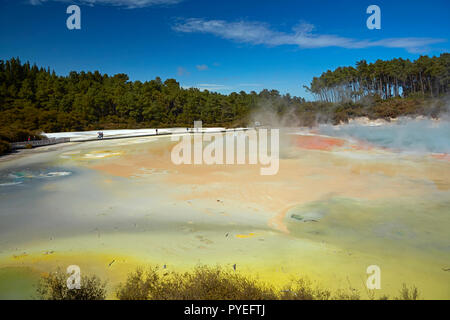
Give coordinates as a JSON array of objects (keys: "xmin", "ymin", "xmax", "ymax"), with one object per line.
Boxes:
[
  {"xmin": 35, "ymin": 268, "xmax": 107, "ymax": 300},
  {"xmin": 396, "ymin": 284, "xmax": 420, "ymax": 300},
  {"xmin": 34, "ymin": 265, "xmax": 421, "ymax": 300},
  {"xmin": 116, "ymin": 265, "xmax": 416, "ymax": 300},
  {"xmin": 0, "ymin": 140, "xmax": 11, "ymax": 156},
  {"xmin": 116, "ymin": 265, "xmax": 278, "ymax": 300}
]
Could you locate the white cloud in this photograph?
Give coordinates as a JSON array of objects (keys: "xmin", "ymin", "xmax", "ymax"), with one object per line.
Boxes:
[
  {"xmin": 177, "ymin": 66, "xmax": 189, "ymax": 76},
  {"xmin": 173, "ymin": 18, "xmax": 445, "ymax": 52},
  {"xmin": 30, "ymin": 0, "xmax": 182, "ymax": 9},
  {"xmin": 196, "ymin": 64, "xmax": 209, "ymax": 71}
]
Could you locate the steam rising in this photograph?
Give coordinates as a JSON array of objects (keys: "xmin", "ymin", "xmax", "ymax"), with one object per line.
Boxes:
[
  {"xmin": 249, "ymin": 98, "xmax": 450, "ymax": 154},
  {"xmin": 319, "ymin": 118, "xmax": 450, "ymax": 153}
]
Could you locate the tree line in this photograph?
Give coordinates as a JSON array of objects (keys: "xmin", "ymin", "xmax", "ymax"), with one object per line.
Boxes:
[
  {"xmin": 304, "ymin": 54, "xmax": 449, "ymax": 102},
  {"xmin": 0, "ymin": 57, "xmax": 307, "ymax": 133},
  {"xmin": 0, "ymin": 55, "xmax": 448, "ymax": 154}
]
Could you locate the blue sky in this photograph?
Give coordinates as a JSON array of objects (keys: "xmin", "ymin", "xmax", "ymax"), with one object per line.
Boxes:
[{"xmin": 0, "ymin": 0, "xmax": 449, "ymax": 99}]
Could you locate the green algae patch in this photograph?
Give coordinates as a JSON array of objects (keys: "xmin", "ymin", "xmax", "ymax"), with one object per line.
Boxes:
[{"xmin": 0, "ymin": 267, "xmax": 41, "ymax": 300}]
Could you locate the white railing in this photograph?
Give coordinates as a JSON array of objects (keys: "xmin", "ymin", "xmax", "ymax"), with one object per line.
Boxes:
[{"xmin": 11, "ymin": 137, "xmax": 70, "ymax": 149}]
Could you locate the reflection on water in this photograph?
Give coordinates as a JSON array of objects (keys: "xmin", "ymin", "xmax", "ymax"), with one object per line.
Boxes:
[{"xmin": 0, "ymin": 168, "xmax": 72, "ymax": 188}]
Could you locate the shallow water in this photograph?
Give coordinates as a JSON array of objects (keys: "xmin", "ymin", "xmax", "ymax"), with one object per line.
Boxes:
[{"xmin": 0, "ymin": 129, "xmax": 449, "ymax": 299}]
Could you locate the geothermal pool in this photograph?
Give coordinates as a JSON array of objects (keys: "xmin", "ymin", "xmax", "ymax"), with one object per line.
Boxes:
[{"xmin": 0, "ymin": 122, "xmax": 449, "ymax": 299}]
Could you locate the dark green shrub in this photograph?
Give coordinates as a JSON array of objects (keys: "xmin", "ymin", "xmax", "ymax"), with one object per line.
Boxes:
[
  {"xmin": 280, "ymin": 278, "xmax": 333, "ymax": 300},
  {"xmin": 0, "ymin": 128, "xmax": 44, "ymax": 143},
  {"xmin": 116, "ymin": 265, "xmax": 278, "ymax": 300},
  {"xmin": 35, "ymin": 265, "xmax": 422, "ymax": 300},
  {"xmin": 0, "ymin": 140, "xmax": 11, "ymax": 155},
  {"xmin": 35, "ymin": 268, "xmax": 107, "ymax": 300},
  {"xmin": 396, "ymin": 284, "xmax": 420, "ymax": 300}
]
